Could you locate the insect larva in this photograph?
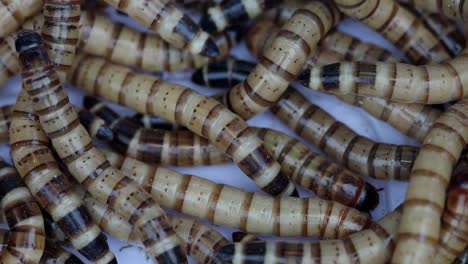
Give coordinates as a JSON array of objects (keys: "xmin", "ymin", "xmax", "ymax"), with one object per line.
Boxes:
[
  {"xmin": 253, "ymin": 127, "xmax": 379, "ymax": 211},
  {"xmin": 131, "ymin": 113, "xmax": 185, "ymax": 130},
  {"xmin": 218, "ymin": 1, "xmax": 341, "ymax": 119},
  {"xmin": 78, "ymin": 108, "xmax": 114, "ymax": 142},
  {"xmin": 392, "ymin": 99, "xmax": 468, "ymax": 264},
  {"xmin": 101, "ymin": 0, "xmax": 220, "ymax": 57},
  {"xmin": 16, "ymin": 30, "xmax": 187, "ymax": 263},
  {"xmin": 216, "ymin": 206, "xmax": 402, "ymax": 264},
  {"xmin": 199, "ymin": 0, "xmax": 283, "ymax": 33},
  {"xmin": 333, "ymin": 0, "xmax": 451, "ymax": 64},
  {"xmin": 103, "ymin": 150, "xmax": 372, "ymax": 238},
  {"xmin": 41, "ymin": 0, "xmax": 80, "ymax": 83},
  {"xmin": 272, "ymin": 88, "xmax": 419, "ymax": 180},
  {"xmin": 83, "ymin": 96, "xmax": 230, "ymax": 166},
  {"xmin": 192, "ymin": 57, "xmax": 255, "ymax": 89},
  {"xmin": 398, "ymin": 0, "xmax": 466, "ymax": 21},
  {"xmin": 0, "ymin": 158, "xmax": 45, "ymax": 263},
  {"xmin": 0, "ymin": 0, "xmax": 43, "ymax": 38},
  {"xmin": 69, "ymin": 54, "xmax": 297, "ymax": 197},
  {"xmin": 0, "ymin": 105, "xmax": 12, "ymax": 143},
  {"xmin": 9, "ymin": 90, "xmax": 117, "ymax": 264}
]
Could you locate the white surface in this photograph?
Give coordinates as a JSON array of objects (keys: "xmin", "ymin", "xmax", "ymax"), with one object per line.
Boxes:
[{"xmin": 0, "ymin": 8, "xmax": 415, "ymax": 264}]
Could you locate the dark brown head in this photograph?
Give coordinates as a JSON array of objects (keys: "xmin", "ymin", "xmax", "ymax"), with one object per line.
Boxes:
[{"xmin": 15, "ymin": 30, "xmax": 43, "ymax": 53}]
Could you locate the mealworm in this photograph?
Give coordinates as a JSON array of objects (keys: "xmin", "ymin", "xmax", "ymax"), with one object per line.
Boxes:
[
  {"xmin": 392, "ymin": 99, "xmax": 468, "ymax": 264},
  {"xmin": 83, "ymin": 96, "xmax": 230, "ymax": 166},
  {"xmin": 9, "ymin": 90, "xmax": 117, "ymax": 264},
  {"xmin": 398, "ymin": 0, "xmax": 467, "ymax": 21},
  {"xmin": 16, "ymin": 30, "xmax": 187, "ymax": 263},
  {"xmin": 199, "ymin": 0, "xmax": 283, "ymax": 33},
  {"xmin": 0, "ymin": 158, "xmax": 45, "ymax": 263},
  {"xmin": 131, "ymin": 113, "xmax": 185, "ymax": 130},
  {"xmin": 101, "ymin": 0, "xmax": 220, "ymax": 57},
  {"xmin": 0, "ymin": 105, "xmax": 12, "ymax": 143},
  {"xmin": 253, "ymin": 127, "xmax": 379, "ymax": 211},
  {"xmin": 0, "ymin": 0, "xmax": 43, "ymax": 38},
  {"xmin": 78, "ymin": 108, "xmax": 114, "ymax": 142},
  {"xmin": 333, "ymin": 0, "xmax": 451, "ymax": 64},
  {"xmin": 41, "ymin": 0, "xmax": 80, "ymax": 83},
  {"xmin": 272, "ymin": 88, "xmax": 419, "ymax": 180},
  {"xmin": 218, "ymin": 1, "xmax": 341, "ymax": 119},
  {"xmin": 69, "ymin": 54, "xmax": 297, "ymax": 197},
  {"xmin": 104, "ymin": 150, "xmax": 372, "ymax": 238},
  {"xmin": 216, "ymin": 206, "xmax": 402, "ymax": 264},
  {"xmin": 192, "ymin": 57, "xmax": 255, "ymax": 89}
]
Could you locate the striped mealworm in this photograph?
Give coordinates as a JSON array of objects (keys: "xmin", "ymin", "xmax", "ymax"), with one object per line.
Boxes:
[
  {"xmin": 397, "ymin": 0, "xmax": 467, "ymax": 21},
  {"xmin": 41, "ymin": 0, "xmax": 80, "ymax": 83},
  {"xmin": 199, "ymin": 0, "xmax": 283, "ymax": 33},
  {"xmin": 104, "ymin": 150, "xmax": 372, "ymax": 238},
  {"xmin": 333, "ymin": 0, "xmax": 451, "ymax": 64},
  {"xmin": 392, "ymin": 99, "xmax": 468, "ymax": 264},
  {"xmin": 9, "ymin": 90, "xmax": 117, "ymax": 264},
  {"xmin": 0, "ymin": 0, "xmax": 43, "ymax": 38},
  {"xmin": 0, "ymin": 158, "xmax": 45, "ymax": 263},
  {"xmin": 83, "ymin": 96, "xmax": 230, "ymax": 166},
  {"xmin": 131, "ymin": 113, "xmax": 185, "ymax": 130},
  {"xmin": 69, "ymin": 54, "xmax": 297, "ymax": 197},
  {"xmin": 253, "ymin": 127, "xmax": 379, "ymax": 211},
  {"xmin": 216, "ymin": 206, "xmax": 402, "ymax": 264},
  {"xmin": 218, "ymin": 1, "xmax": 341, "ymax": 119},
  {"xmin": 0, "ymin": 105, "xmax": 12, "ymax": 143},
  {"xmin": 16, "ymin": 30, "xmax": 187, "ymax": 263},
  {"xmin": 101, "ymin": 0, "xmax": 220, "ymax": 57},
  {"xmin": 272, "ymin": 88, "xmax": 419, "ymax": 180}
]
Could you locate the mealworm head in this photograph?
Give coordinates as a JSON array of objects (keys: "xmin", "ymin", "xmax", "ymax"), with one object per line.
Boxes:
[
  {"xmin": 356, "ymin": 183, "xmax": 380, "ymax": 212},
  {"xmin": 14, "ymin": 30, "xmax": 42, "ymax": 53}
]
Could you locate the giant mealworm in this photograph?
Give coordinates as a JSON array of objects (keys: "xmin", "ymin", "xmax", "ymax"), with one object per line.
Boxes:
[
  {"xmin": 9, "ymin": 90, "xmax": 117, "ymax": 264},
  {"xmin": 83, "ymin": 96, "xmax": 230, "ymax": 166},
  {"xmin": 104, "ymin": 150, "xmax": 372, "ymax": 238},
  {"xmin": 333, "ymin": 0, "xmax": 451, "ymax": 64},
  {"xmin": 215, "ymin": 206, "xmax": 402, "ymax": 264},
  {"xmin": 253, "ymin": 127, "xmax": 379, "ymax": 211},
  {"xmin": 392, "ymin": 99, "xmax": 468, "ymax": 264},
  {"xmin": 0, "ymin": 0, "xmax": 43, "ymax": 38},
  {"xmin": 0, "ymin": 158, "xmax": 45, "ymax": 263},
  {"xmin": 272, "ymin": 88, "xmax": 419, "ymax": 180},
  {"xmin": 0, "ymin": 105, "xmax": 11, "ymax": 143},
  {"xmin": 69, "ymin": 53, "xmax": 297, "ymax": 197},
  {"xmin": 199, "ymin": 0, "xmax": 282, "ymax": 33},
  {"xmin": 101, "ymin": 0, "xmax": 220, "ymax": 57},
  {"xmin": 217, "ymin": 1, "xmax": 341, "ymax": 119},
  {"xmin": 16, "ymin": 30, "xmax": 187, "ymax": 263}
]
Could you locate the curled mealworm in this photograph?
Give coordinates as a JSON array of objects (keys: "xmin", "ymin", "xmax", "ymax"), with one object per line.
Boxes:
[
  {"xmin": 392, "ymin": 99, "xmax": 468, "ymax": 264},
  {"xmin": 15, "ymin": 30, "xmax": 188, "ymax": 263},
  {"xmin": 69, "ymin": 53, "xmax": 297, "ymax": 197},
  {"xmin": 0, "ymin": 0, "xmax": 43, "ymax": 38}
]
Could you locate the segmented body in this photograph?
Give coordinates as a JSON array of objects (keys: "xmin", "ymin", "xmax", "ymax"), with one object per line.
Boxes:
[
  {"xmin": 216, "ymin": 207, "xmax": 402, "ymax": 264},
  {"xmin": 78, "ymin": 108, "xmax": 114, "ymax": 142},
  {"xmin": 104, "ymin": 150, "xmax": 372, "ymax": 238},
  {"xmin": 0, "ymin": 105, "xmax": 11, "ymax": 143},
  {"xmin": 398, "ymin": 0, "xmax": 468, "ymax": 21},
  {"xmin": 16, "ymin": 30, "xmax": 187, "ymax": 263},
  {"xmin": 392, "ymin": 99, "xmax": 468, "ymax": 264},
  {"xmin": 272, "ymin": 88, "xmax": 419, "ymax": 180},
  {"xmin": 69, "ymin": 54, "xmax": 297, "ymax": 196},
  {"xmin": 192, "ymin": 57, "xmax": 255, "ymax": 89},
  {"xmin": 0, "ymin": 0, "xmax": 43, "ymax": 38},
  {"xmin": 10, "ymin": 90, "xmax": 116, "ymax": 264},
  {"xmin": 0, "ymin": 159, "xmax": 45, "ymax": 263}
]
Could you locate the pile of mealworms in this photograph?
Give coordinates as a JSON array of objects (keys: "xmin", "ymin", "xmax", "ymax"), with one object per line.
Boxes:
[{"xmin": 0, "ymin": 0, "xmax": 466, "ymax": 263}]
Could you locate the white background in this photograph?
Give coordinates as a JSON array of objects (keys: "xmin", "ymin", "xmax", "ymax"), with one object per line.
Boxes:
[{"xmin": 0, "ymin": 7, "xmax": 416, "ymax": 263}]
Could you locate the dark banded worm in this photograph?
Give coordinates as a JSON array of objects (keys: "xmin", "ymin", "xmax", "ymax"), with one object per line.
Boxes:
[
  {"xmin": 272, "ymin": 88, "xmax": 419, "ymax": 180},
  {"xmin": 131, "ymin": 113, "xmax": 185, "ymax": 130},
  {"xmin": 41, "ymin": 0, "xmax": 81, "ymax": 83},
  {"xmin": 199, "ymin": 0, "xmax": 283, "ymax": 33},
  {"xmin": 83, "ymin": 96, "xmax": 230, "ymax": 166},
  {"xmin": 392, "ymin": 99, "xmax": 468, "ymax": 264},
  {"xmin": 100, "ymin": 0, "xmax": 220, "ymax": 57},
  {"xmin": 0, "ymin": 105, "xmax": 12, "ymax": 143},
  {"xmin": 10, "ymin": 90, "xmax": 117, "ymax": 264},
  {"xmin": 69, "ymin": 54, "xmax": 298, "ymax": 197},
  {"xmin": 333, "ymin": 0, "xmax": 451, "ymax": 64},
  {"xmin": 218, "ymin": 1, "xmax": 341, "ymax": 119},
  {"xmin": 0, "ymin": 158, "xmax": 45, "ymax": 263},
  {"xmin": 216, "ymin": 206, "xmax": 402, "ymax": 264},
  {"xmin": 16, "ymin": 30, "xmax": 187, "ymax": 263},
  {"xmin": 0, "ymin": 0, "xmax": 43, "ymax": 38},
  {"xmin": 104, "ymin": 150, "xmax": 373, "ymax": 239}
]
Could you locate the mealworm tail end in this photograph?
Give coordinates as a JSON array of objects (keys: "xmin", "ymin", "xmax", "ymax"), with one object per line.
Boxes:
[
  {"xmin": 15, "ymin": 30, "xmax": 42, "ymax": 53},
  {"xmin": 356, "ymin": 182, "xmax": 380, "ymax": 212}
]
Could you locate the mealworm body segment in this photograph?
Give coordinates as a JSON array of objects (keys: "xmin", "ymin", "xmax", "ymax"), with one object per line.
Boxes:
[
  {"xmin": 131, "ymin": 113, "xmax": 186, "ymax": 131},
  {"xmin": 78, "ymin": 108, "xmax": 114, "ymax": 142},
  {"xmin": 16, "ymin": 30, "xmax": 188, "ymax": 263},
  {"xmin": 399, "ymin": 0, "xmax": 468, "ymax": 21},
  {"xmin": 0, "ymin": 0, "xmax": 43, "ymax": 38},
  {"xmin": 192, "ymin": 57, "xmax": 255, "ymax": 89}
]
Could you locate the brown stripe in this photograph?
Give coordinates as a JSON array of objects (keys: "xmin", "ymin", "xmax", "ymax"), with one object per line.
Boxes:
[
  {"xmin": 243, "ymin": 81, "xmax": 275, "ymax": 108},
  {"xmin": 301, "ymin": 199, "xmax": 308, "ymax": 237},
  {"xmin": 334, "ymin": 0, "xmax": 366, "ymax": 9},
  {"xmin": 201, "ymin": 104, "xmax": 224, "ymax": 138},
  {"xmin": 398, "ymin": 232, "xmax": 439, "ymax": 246},
  {"xmin": 342, "ymin": 135, "xmax": 361, "ymax": 168},
  {"xmin": 404, "ymin": 198, "xmax": 443, "ymax": 215},
  {"xmin": 106, "ymin": 24, "xmax": 123, "ymax": 58},
  {"xmin": 276, "ymin": 29, "xmax": 311, "ymax": 56},
  {"xmin": 343, "ymin": 237, "xmax": 360, "ymax": 264},
  {"xmin": 443, "ymin": 62, "xmax": 464, "ymax": 99},
  {"xmin": 367, "ymin": 143, "xmax": 379, "ymax": 178},
  {"xmin": 360, "ymin": 0, "xmax": 382, "ymax": 22},
  {"xmin": 272, "ymin": 197, "xmax": 281, "ymax": 236},
  {"xmin": 136, "ymin": 32, "xmax": 147, "ymax": 68},
  {"xmin": 295, "ymin": 8, "xmax": 324, "ymax": 38},
  {"xmin": 394, "ymin": 146, "xmax": 403, "ymax": 180},
  {"xmin": 174, "ymin": 175, "xmax": 191, "ymax": 211},
  {"xmin": 259, "ymin": 56, "xmax": 295, "ymax": 82},
  {"xmin": 276, "ymin": 139, "xmax": 296, "ymax": 163},
  {"xmin": 239, "ymin": 192, "xmax": 254, "ymax": 231},
  {"xmin": 206, "ymin": 184, "xmax": 223, "ymax": 222},
  {"xmin": 369, "ymin": 222, "xmax": 394, "ymax": 251},
  {"xmin": 34, "ymin": 87, "xmax": 68, "ymax": 115},
  {"xmin": 118, "ymin": 72, "xmax": 135, "ymax": 105},
  {"xmin": 423, "ymin": 143, "xmax": 457, "ymax": 165},
  {"xmin": 334, "ymin": 207, "xmax": 351, "ymax": 238},
  {"xmin": 310, "ymin": 242, "xmax": 321, "ymax": 262},
  {"xmin": 376, "ymin": 0, "xmax": 397, "ymax": 31},
  {"xmin": 387, "ymin": 63, "xmax": 397, "ymax": 100},
  {"xmin": 47, "ymin": 117, "xmax": 80, "ymax": 139},
  {"xmin": 174, "ymin": 89, "xmax": 193, "ymax": 124},
  {"xmin": 411, "ymin": 168, "xmax": 449, "ymax": 187},
  {"xmin": 81, "ymin": 161, "xmax": 111, "ymax": 188},
  {"xmin": 319, "ymin": 201, "xmax": 333, "ymax": 237},
  {"xmin": 145, "ymin": 79, "xmax": 163, "ymax": 114},
  {"xmin": 318, "ymin": 121, "xmax": 343, "ymax": 150},
  {"xmin": 62, "ymin": 142, "xmax": 94, "ymax": 164},
  {"xmin": 295, "ymin": 105, "xmax": 319, "ymax": 135}
]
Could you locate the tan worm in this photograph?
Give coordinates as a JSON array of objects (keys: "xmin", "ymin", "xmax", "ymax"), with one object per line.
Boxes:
[
  {"xmin": 217, "ymin": 1, "xmax": 341, "ymax": 119},
  {"xmin": 0, "ymin": 158, "xmax": 45, "ymax": 263},
  {"xmin": 0, "ymin": 0, "xmax": 43, "ymax": 38},
  {"xmin": 16, "ymin": 30, "xmax": 188, "ymax": 263},
  {"xmin": 100, "ymin": 0, "xmax": 220, "ymax": 57},
  {"xmin": 272, "ymin": 88, "xmax": 419, "ymax": 180},
  {"xmin": 0, "ymin": 105, "xmax": 12, "ymax": 143},
  {"xmin": 215, "ymin": 206, "xmax": 402, "ymax": 264},
  {"xmin": 10, "ymin": 90, "xmax": 117, "ymax": 264},
  {"xmin": 333, "ymin": 0, "xmax": 451, "ymax": 64},
  {"xmin": 69, "ymin": 53, "xmax": 298, "ymax": 197},
  {"xmin": 397, "ymin": 0, "xmax": 468, "ymax": 21},
  {"xmin": 103, "ymin": 150, "xmax": 372, "ymax": 239},
  {"xmin": 392, "ymin": 99, "xmax": 468, "ymax": 264},
  {"xmin": 83, "ymin": 96, "xmax": 230, "ymax": 167}
]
